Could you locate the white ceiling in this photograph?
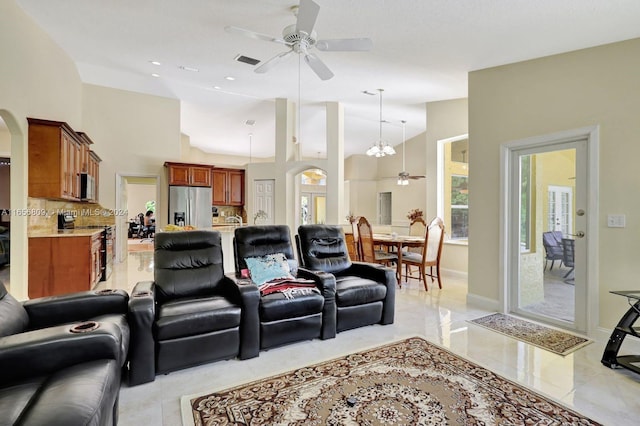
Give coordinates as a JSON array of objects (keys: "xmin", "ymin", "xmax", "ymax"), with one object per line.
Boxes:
[{"xmin": 15, "ymin": 0, "xmax": 640, "ymax": 159}]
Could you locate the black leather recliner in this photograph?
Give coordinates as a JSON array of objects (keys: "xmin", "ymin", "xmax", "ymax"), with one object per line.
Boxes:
[
  {"xmin": 0, "ymin": 281, "xmax": 129, "ymax": 426},
  {"xmin": 297, "ymin": 224, "xmax": 396, "ymax": 332},
  {"xmin": 128, "ymin": 230, "xmax": 260, "ymax": 386},
  {"xmin": 233, "ymin": 225, "xmax": 336, "ymax": 349}
]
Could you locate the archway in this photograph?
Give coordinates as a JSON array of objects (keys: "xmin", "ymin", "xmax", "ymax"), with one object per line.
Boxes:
[
  {"xmin": 0, "ymin": 109, "xmax": 27, "ymax": 300},
  {"xmin": 296, "ymin": 167, "xmax": 327, "ymax": 229}
]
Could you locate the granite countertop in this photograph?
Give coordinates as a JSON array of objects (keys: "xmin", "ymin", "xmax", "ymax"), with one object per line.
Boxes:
[{"xmin": 29, "ymin": 228, "xmax": 105, "ymax": 238}]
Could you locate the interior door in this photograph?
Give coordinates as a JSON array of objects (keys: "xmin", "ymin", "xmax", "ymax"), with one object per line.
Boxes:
[
  {"xmin": 508, "ymin": 139, "xmax": 589, "ymax": 333},
  {"xmin": 254, "ymin": 179, "xmax": 275, "ymax": 225}
]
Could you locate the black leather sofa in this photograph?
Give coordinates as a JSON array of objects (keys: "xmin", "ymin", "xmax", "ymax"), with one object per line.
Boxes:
[
  {"xmin": 0, "ymin": 282, "xmax": 129, "ymax": 426},
  {"xmin": 127, "ymin": 230, "xmax": 260, "ymax": 386},
  {"xmin": 297, "ymin": 224, "xmax": 396, "ymax": 332},
  {"xmin": 234, "ymin": 225, "xmax": 337, "ymax": 348}
]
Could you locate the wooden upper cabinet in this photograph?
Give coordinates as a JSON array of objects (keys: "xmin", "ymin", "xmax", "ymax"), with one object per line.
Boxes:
[
  {"xmin": 211, "ymin": 168, "xmax": 244, "ymax": 206},
  {"xmin": 28, "ymin": 118, "xmax": 90, "ymax": 201},
  {"xmin": 211, "ymin": 169, "xmax": 228, "ymax": 205},
  {"xmin": 165, "ymin": 162, "xmax": 212, "ymax": 187},
  {"xmin": 228, "ymin": 169, "xmax": 244, "ymax": 206}
]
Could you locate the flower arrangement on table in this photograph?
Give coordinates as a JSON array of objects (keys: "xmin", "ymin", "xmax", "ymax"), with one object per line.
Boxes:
[{"xmin": 407, "ymin": 208, "xmax": 424, "ymax": 221}]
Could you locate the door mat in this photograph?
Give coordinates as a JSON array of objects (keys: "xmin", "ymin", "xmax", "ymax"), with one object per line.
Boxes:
[
  {"xmin": 181, "ymin": 337, "xmax": 600, "ymax": 425},
  {"xmin": 469, "ymin": 312, "xmax": 592, "ymax": 356}
]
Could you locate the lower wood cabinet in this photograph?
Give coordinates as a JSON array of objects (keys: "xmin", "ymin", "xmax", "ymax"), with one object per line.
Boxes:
[{"xmin": 29, "ymin": 233, "xmax": 102, "ymax": 298}]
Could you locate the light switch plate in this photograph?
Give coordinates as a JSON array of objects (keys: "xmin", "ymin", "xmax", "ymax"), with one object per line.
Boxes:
[{"xmin": 607, "ymin": 214, "xmax": 626, "ymax": 228}]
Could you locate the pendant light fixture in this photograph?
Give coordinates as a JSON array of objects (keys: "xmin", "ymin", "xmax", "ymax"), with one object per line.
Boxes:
[
  {"xmin": 397, "ymin": 120, "xmax": 409, "ymax": 185},
  {"xmin": 366, "ymin": 89, "xmax": 396, "ymax": 157}
]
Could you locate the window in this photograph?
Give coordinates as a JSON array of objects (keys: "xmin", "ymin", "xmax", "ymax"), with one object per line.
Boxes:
[{"xmin": 437, "ymin": 135, "xmax": 468, "ymax": 241}]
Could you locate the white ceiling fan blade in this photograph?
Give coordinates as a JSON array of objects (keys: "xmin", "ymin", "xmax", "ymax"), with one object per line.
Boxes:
[
  {"xmin": 304, "ymin": 53, "xmax": 334, "ymax": 80},
  {"xmin": 255, "ymin": 50, "xmax": 293, "ymax": 73},
  {"xmin": 225, "ymin": 26, "xmax": 288, "ymax": 45},
  {"xmin": 296, "ymin": 0, "xmax": 320, "ymax": 34},
  {"xmin": 316, "ymin": 38, "xmax": 373, "ymax": 51}
]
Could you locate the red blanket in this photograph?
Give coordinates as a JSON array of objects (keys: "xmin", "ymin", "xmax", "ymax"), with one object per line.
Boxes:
[{"xmin": 259, "ymin": 278, "xmax": 320, "ymax": 299}]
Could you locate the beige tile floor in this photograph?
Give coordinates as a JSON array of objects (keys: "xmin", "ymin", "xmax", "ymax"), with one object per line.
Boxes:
[{"xmin": 106, "ymin": 251, "xmax": 640, "ymax": 426}]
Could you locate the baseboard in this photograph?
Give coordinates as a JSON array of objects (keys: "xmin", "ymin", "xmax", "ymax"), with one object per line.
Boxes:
[
  {"xmin": 442, "ymin": 268, "xmax": 467, "ymax": 279},
  {"xmin": 466, "ymin": 293, "xmax": 500, "ymax": 311}
]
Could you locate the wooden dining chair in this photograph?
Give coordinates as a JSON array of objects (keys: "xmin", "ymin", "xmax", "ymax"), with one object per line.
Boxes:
[
  {"xmin": 402, "ymin": 217, "xmax": 445, "ymax": 291},
  {"xmin": 404, "ymin": 217, "xmax": 427, "ymax": 273},
  {"xmin": 350, "ymin": 217, "xmax": 361, "ymax": 261},
  {"xmin": 356, "ymin": 216, "xmax": 397, "ymax": 267}
]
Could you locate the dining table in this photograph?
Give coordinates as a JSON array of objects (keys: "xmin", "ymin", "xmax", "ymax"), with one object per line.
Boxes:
[{"xmin": 373, "ymin": 233, "xmax": 425, "ymax": 286}]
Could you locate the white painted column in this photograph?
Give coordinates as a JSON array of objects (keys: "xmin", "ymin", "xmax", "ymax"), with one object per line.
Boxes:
[
  {"xmin": 325, "ymin": 102, "xmax": 344, "ymax": 225},
  {"xmin": 274, "ymin": 98, "xmax": 297, "ymax": 227}
]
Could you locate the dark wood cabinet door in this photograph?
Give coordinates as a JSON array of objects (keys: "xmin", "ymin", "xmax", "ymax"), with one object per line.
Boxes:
[
  {"xmin": 190, "ymin": 166, "xmax": 212, "ymax": 186},
  {"xmin": 228, "ymin": 170, "xmax": 244, "ymax": 206},
  {"xmin": 212, "ymin": 170, "xmax": 228, "ymax": 205},
  {"xmin": 168, "ymin": 164, "xmax": 191, "ymax": 185}
]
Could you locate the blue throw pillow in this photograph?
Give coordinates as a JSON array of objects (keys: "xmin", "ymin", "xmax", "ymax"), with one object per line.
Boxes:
[{"xmin": 244, "ymin": 253, "xmax": 293, "ymax": 286}]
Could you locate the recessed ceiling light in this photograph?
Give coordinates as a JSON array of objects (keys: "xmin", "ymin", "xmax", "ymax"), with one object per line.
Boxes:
[
  {"xmin": 149, "ymin": 61, "xmax": 162, "ymax": 66},
  {"xmin": 178, "ymin": 65, "xmax": 199, "ymax": 72},
  {"xmin": 225, "ymin": 76, "xmax": 235, "ymax": 81},
  {"xmin": 213, "ymin": 86, "xmax": 221, "ymax": 90},
  {"xmin": 151, "ymin": 73, "xmax": 160, "ymax": 78}
]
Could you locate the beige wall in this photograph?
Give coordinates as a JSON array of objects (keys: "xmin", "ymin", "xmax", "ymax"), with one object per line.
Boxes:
[
  {"xmin": 1, "ymin": 0, "xmax": 85, "ymax": 299},
  {"xmin": 425, "ymin": 99, "xmax": 469, "ymax": 275},
  {"xmin": 126, "ymin": 183, "xmax": 156, "ymax": 219},
  {"xmin": 468, "ymin": 38, "xmax": 640, "ymax": 329}
]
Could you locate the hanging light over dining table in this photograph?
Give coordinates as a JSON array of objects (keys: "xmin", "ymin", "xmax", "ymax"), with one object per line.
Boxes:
[{"xmin": 366, "ymin": 89, "xmax": 396, "ymax": 157}]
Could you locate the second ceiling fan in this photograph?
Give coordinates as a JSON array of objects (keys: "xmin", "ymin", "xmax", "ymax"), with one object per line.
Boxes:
[{"xmin": 225, "ymin": 0, "xmax": 373, "ymax": 80}]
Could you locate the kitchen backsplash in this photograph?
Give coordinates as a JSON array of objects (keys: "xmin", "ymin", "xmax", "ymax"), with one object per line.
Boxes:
[
  {"xmin": 27, "ymin": 197, "xmax": 117, "ymax": 234},
  {"xmin": 211, "ymin": 205, "xmax": 245, "ymax": 224}
]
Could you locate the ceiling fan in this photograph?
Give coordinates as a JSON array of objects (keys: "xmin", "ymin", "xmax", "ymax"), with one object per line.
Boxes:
[
  {"xmin": 225, "ymin": 0, "xmax": 373, "ymax": 80},
  {"xmin": 396, "ymin": 120, "xmax": 426, "ymax": 185}
]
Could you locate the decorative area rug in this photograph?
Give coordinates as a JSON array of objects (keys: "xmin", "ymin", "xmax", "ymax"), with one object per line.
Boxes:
[
  {"xmin": 469, "ymin": 313, "xmax": 592, "ymax": 356},
  {"xmin": 181, "ymin": 337, "xmax": 600, "ymax": 425}
]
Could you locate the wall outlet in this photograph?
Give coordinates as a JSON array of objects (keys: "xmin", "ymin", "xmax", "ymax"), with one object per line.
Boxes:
[
  {"xmin": 220, "ymin": 211, "xmax": 225, "ymax": 217},
  {"xmin": 607, "ymin": 214, "xmax": 626, "ymax": 228}
]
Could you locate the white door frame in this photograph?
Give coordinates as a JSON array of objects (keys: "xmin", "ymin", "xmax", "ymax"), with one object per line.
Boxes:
[
  {"xmin": 499, "ymin": 126, "xmax": 599, "ymax": 336},
  {"xmin": 115, "ymin": 173, "xmax": 161, "ymax": 263}
]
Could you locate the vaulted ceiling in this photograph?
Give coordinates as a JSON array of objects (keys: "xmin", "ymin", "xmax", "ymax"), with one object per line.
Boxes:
[{"xmin": 15, "ymin": 0, "xmax": 640, "ymax": 158}]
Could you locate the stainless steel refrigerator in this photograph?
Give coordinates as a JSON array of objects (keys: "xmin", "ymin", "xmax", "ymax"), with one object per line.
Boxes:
[{"xmin": 169, "ymin": 186, "xmax": 212, "ymax": 229}]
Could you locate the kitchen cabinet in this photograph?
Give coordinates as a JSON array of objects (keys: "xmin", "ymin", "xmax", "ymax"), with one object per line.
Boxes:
[
  {"xmin": 165, "ymin": 162, "xmax": 212, "ymax": 187},
  {"xmin": 28, "ymin": 232, "xmax": 103, "ymax": 298},
  {"xmin": 212, "ymin": 168, "xmax": 244, "ymax": 206},
  {"xmin": 28, "ymin": 118, "xmax": 100, "ymax": 201}
]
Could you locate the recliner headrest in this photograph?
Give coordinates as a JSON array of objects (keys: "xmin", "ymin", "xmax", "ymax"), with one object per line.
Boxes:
[{"xmin": 297, "ymin": 225, "xmax": 352, "ymax": 274}]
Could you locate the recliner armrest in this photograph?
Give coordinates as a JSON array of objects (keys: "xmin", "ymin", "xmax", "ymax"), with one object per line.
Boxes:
[
  {"xmin": 297, "ymin": 268, "xmax": 336, "ymax": 296},
  {"xmin": 224, "ymin": 275, "xmax": 260, "ymax": 360},
  {"xmin": 0, "ymin": 322, "xmax": 122, "ymax": 384},
  {"xmin": 23, "ymin": 289, "xmax": 129, "ymax": 329},
  {"xmin": 298, "ymin": 268, "xmax": 337, "ymax": 340},
  {"xmin": 344, "ymin": 262, "xmax": 396, "ymax": 325},
  {"xmin": 127, "ymin": 281, "xmax": 156, "ymax": 386}
]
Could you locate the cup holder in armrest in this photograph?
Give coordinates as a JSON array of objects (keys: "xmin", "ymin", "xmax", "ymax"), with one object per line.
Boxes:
[
  {"xmin": 96, "ymin": 289, "xmax": 118, "ymax": 295},
  {"xmin": 133, "ymin": 291, "xmax": 151, "ymax": 297},
  {"xmin": 70, "ymin": 321, "xmax": 100, "ymax": 333}
]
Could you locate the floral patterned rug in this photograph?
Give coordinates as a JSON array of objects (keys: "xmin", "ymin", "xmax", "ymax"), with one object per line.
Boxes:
[
  {"xmin": 469, "ymin": 313, "xmax": 592, "ymax": 356},
  {"xmin": 182, "ymin": 337, "xmax": 599, "ymax": 425}
]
